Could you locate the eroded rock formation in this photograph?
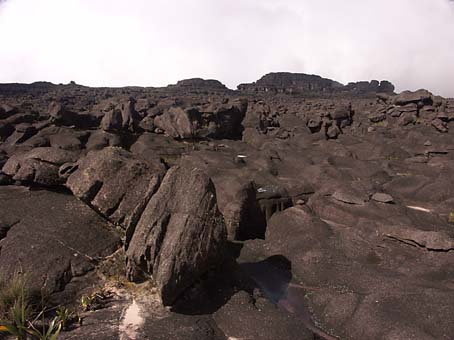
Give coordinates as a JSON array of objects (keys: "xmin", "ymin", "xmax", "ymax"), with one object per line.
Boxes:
[
  {"xmin": 1, "ymin": 73, "xmax": 454, "ymax": 340},
  {"xmin": 126, "ymin": 165, "xmax": 227, "ymax": 305}
]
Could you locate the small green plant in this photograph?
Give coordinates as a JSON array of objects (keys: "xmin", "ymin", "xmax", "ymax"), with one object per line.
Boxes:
[
  {"xmin": 80, "ymin": 292, "xmax": 102, "ymax": 312},
  {"xmin": 0, "ymin": 273, "xmax": 72, "ymax": 340},
  {"xmin": 386, "ymin": 155, "xmax": 399, "ymax": 161},
  {"xmin": 449, "ymin": 212, "xmax": 454, "ymax": 224},
  {"xmin": 0, "ymin": 273, "xmax": 31, "ymax": 340},
  {"xmin": 80, "ymin": 289, "xmax": 113, "ymax": 312},
  {"xmin": 27, "ymin": 316, "xmax": 62, "ymax": 340},
  {"xmin": 373, "ymin": 121, "xmax": 386, "ymax": 127},
  {"xmin": 0, "ymin": 273, "xmax": 29, "ymax": 319},
  {"xmin": 55, "ymin": 306, "xmax": 71, "ymax": 331},
  {"xmin": 80, "ymin": 295, "xmax": 94, "ymax": 312},
  {"xmin": 0, "ymin": 300, "xmax": 29, "ymax": 340}
]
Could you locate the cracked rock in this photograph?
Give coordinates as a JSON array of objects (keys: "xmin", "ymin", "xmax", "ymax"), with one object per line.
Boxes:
[
  {"xmin": 66, "ymin": 147, "xmax": 163, "ymax": 235},
  {"xmin": 126, "ymin": 165, "xmax": 227, "ymax": 305}
]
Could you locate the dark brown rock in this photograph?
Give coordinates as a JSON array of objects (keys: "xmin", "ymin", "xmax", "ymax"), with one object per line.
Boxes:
[
  {"xmin": 398, "ymin": 112, "xmax": 416, "ymax": 126},
  {"xmin": 307, "ymin": 116, "xmax": 322, "ymax": 132},
  {"xmin": 2, "ymin": 122, "xmax": 39, "ymax": 149},
  {"xmin": 85, "ymin": 130, "xmax": 122, "ymax": 151},
  {"xmin": 66, "ymin": 147, "xmax": 162, "ymax": 234},
  {"xmin": 431, "ymin": 118, "xmax": 448, "ymax": 133},
  {"xmin": 0, "ymin": 104, "xmax": 18, "ymax": 118},
  {"xmin": 371, "ymin": 192, "xmax": 394, "ymax": 203},
  {"xmin": 326, "ymin": 124, "xmax": 341, "ymax": 139},
  {"xmin": 2, "ymin": 147, "xmax": 79, "ymax": 186},
  {"xmin": 368, "ymin": 111, "xmax": 386, "ymax": 123},
  {"xmin": 139, "ymin": 114, "xmax": 156, "ymax": 132},
  {"xmin": 126, "ymin": 165, "xmax": 227, "ymax": 305},
  {"xmin": 0, "ymin": 121, "xmax": 14, "ymax": 142},
  {"xmin": 257, "ymin": 206, "xmax": 454, "ymax": 340},
  {"xmin": 99, "ymin": 98, "xmax": 140, "ymax": 132},
  {"xmin": 100, "ymin": 107, "xmax": 123, "ymax": 132},
  {"xmin": 0, "ymin": 186, "xmax": 120, "ymax": 298},
  {"xmin": 214, "ymin": 291, "xmax": 313, "ymax": 340},
  {"xmin": 154, "ymin": 107, "xmax": 196, "ymax": 139},
  {"xmin": 154, "ymin": 99, "xmax": 247, "ymax": 140},
  {"xmin": 393, "ymin": 89, "xmax": 433, "ymax": 106}
]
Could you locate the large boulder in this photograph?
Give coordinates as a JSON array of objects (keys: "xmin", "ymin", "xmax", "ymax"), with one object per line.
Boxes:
[
  {"xmin": 154, "ymin": 99, "xmax": 247, "ymax": 140},
  {"xmin": 431, "ymin": 118, "xmax": 448, "ymax": 133},
  {"xmin": 30, "ymin": 126, "xmax": 90, "ymax": 151},
  {"xmin": 0, "ymin": 104, "xmax": 19, "ymax": 117},
  {"xmin": 0, "ymin": 152, "xmax": 11, "ymax": 185},
  {"xmin": 130, "ymin": 133, "xmax": 186, "ymax": 168},
  {"xmin": 154, "ymin": 106, "xmax": 196, "ymax": 139},
  {"xmin": 331, "ymin": 105, "xmax": 352, "ymax": 125},
  {"xmin": 100, "ymin": 99, "xmax": 140, "ymax": 132},
  {"xmin": 2, "ymin": 147, "xmax": 79, "ymax": 186},
  {"xmin": 0, "ymin": 120, "xmax": 14, "ymax": 142},
  {"xmin": 214, "ymin": 180, "xmax": 266, "ymax": 240},
  {"xmin": 48, "ymin": 101, "xmax": 100, "ymax": 128},
  {"xmin": 392, "ymin": 89, "xmax": 433, "ymax": 106},
  {"xmin": 66, "ymin": 147, "xmax": 163, "ymax": 234},
  {"xmin": 85, "ymin": 130, "xmax": 122, "ymax": 151},
  {"xmin": 0, "ymin": 151, "xmax": 7, "ymax": 168},
  {"xmin": 0, "ymin": 186, "xmax": 120, "ymax": 297},
  {"xmin": 120, "ymin": 98, "xmax": 140, "ymax": 131},
  {"xmin": 3, "ymin": 123, "xmax": 37, "ymax": 146},
  {"xmin": 126, "ymin": 165, "xmax": 227, "ymax": 305},
  {"xmin": 197, "ymin": 99, "xmax": 248, "ymax": 139},
  {"xmin": 100, "ymin": 107, "xmax": 123, "ymax": 132}
]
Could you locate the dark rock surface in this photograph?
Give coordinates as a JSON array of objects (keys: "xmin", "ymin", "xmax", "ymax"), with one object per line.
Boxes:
[
  {"xmin": 252, "ymin": 204, "xmax": 454, "ymax": 339},
  {"xmin": 1, "ymin": 73, "xmax": 454, "ymax": 340},
  {"xmin": 126, "ymin": 165, "xmax": 227, "ymax": 305},
  {"xmin": 214, "ymin": 290, "xmax": 313, "ymax": 340},
  {"xmin": 0, "ymin": 186, "xmax": 120, "ymax": 297},
  {"xmin": 2, "ymin": 147, "xmax": 79, "ymax": 186},
  {"xmin": 66, "ymin": 147, "xmax": 163, "ymax": 233},
  {"xmin": 154, "ymin": 98, "xmax": 247, "ymax": 139}
]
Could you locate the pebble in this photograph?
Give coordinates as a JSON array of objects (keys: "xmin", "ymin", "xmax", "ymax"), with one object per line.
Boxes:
[{"xmin": 371, "ymin": 193, "xmax": 394, "ymax": 204}]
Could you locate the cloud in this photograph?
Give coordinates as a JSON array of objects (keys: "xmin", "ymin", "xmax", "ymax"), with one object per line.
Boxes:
[{"xmin": 0, "ymin": 0, "xmax": 454, "ymax": 96}]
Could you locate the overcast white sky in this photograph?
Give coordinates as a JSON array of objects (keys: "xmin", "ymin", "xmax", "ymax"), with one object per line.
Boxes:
[{"xmin": 1, "ymin": 0, "xmax": 454, "ymax": 96}]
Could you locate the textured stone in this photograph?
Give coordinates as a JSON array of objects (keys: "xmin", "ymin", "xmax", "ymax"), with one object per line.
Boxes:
[
  {"xmin": 66, "ymin": 147, "xmax": 162, "ymax": 233},
  {"xmin": 126, "ymin": 165, "xmax": 227, "ymax": 305}
]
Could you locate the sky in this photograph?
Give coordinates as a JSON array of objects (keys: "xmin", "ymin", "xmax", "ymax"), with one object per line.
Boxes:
[{"xmin": 0, "ymin": 0, "xmax": 454, "ymax": 96}]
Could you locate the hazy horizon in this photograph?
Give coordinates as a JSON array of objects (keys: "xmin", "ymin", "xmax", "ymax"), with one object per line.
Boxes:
[{"xmin": 1, "ymin": 0, "xmax": 454, "ymax": 96}]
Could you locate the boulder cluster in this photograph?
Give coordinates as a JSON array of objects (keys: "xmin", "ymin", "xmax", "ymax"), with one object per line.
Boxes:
[{"xmin": 1, "ymin": 74, "xmax": 454, "ymax": 340}]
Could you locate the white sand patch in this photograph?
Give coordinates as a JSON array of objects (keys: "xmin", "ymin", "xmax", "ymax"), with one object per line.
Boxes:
[
  {"xmin": 119, "ymin": 299, "xmax": 144, "ymax": 340},
  {"xmin": 407, "ymin": 205, "xmax": 432, "ymax": 213}
]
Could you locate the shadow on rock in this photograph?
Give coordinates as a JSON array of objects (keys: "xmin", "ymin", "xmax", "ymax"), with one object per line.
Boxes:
[
  {"xmin": 170, "ymin": 242, "xmax": 247, "ymax": 316},
  {"xmin": 240, "ymin": 254, "xmax": 292, "ymax": 303},
  {"xmin": 241, "ymin": 255, "xmax": 338, "ymax": 340}
]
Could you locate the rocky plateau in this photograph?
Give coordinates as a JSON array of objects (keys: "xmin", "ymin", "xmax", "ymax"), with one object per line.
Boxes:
[{"xmin": 0, "ymin": 72, "xmax": 453, "ymax": 340}]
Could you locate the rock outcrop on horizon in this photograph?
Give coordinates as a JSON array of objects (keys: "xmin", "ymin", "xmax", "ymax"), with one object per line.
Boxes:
[
  {"xmin": 0, "ymin": 73, "xmax": 454, "ymax": 340},
  {"xmin": 238, "ymin": 72, "xmax": 395, "ymax": 95}
]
